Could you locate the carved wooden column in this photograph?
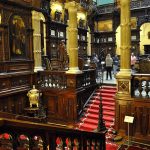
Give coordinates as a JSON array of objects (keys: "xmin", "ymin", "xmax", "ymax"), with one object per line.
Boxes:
[
  {"xmin": 32, "ymin": 11, "xmax": 44, "ymax": 72},
  {"xmin": 115, "ymin": 0, "xmax": 133, "ymax": 136},
  {"xmin": 65, "ymin": 1, "xmax": 82, "ymax": 74},
  {"xmin": 116, "ymin": 0, "xmax": 132, "ymax": 98}
]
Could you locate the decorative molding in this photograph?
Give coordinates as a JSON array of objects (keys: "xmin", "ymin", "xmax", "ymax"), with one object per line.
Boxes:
[
  {"xmin": 131, "ymin": 0, "xmax": 150, "ymax": 10},
  {"xmin": 118, "ymin": 81, "xmax": 129, "ymax": 93},
  {"xmin": 137, "ymin": 15, "xmax": 150, "ymax": 27}
]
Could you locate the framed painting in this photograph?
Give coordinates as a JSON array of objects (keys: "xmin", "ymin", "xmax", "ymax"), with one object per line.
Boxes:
[{"xmin": 9, "ymin": 15, "xmax": 26, "ymax": 59}]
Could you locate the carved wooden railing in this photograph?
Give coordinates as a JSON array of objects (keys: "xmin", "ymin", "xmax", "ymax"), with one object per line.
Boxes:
[
  {"xmin": 131, "ymin": 74, "xmax": 150, "ymax": 98},
  {"xmin": 0, "ymin": 118, "xmax": 106, "ymax": 150},
  {"xmin": 37, "ymin": 70, "xmax": 67, "ymax": 89},
  {"xmin": 125, "ymin": 74, "xmax": 150, "ymax": 143},
  {"xmin": 37, "ymin": 69, "xmax": 96, "ymax": 90},
  {"xmin": 35, "ymin": 69, "xmax": 97, "ymax": 124}
]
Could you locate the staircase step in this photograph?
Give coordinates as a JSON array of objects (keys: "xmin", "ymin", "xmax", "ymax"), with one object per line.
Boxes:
[
  {"xmin": 85, "ymin": 105, "xmax": 115, "ymax": 114},
  {"xmin": 90, "ymin": 100, "xmax": 115, "ymax": 107},
  {"xmin": 81, "ymin": 118, "xmax": 98, "ymax": 125},
  {"xmin": 103, "ymin": 106, "xmax": 115, "ymax": 111},
  {"xmin": 103, "ymin": 111, "xmax": 115, "ymax": 116},
  {"xmin": 85, "ymin": 109, "xmax": 115, "ymax": 117},
  {"xmin": 78, "ymin": 121, "xmax": 114, "ymax": 131},
  {"xmin": 81, "ymin": 116, "xmax": 114, "ymax": 124},
  {"xmin": 105, "ymin": 121, "xmax": 115, "ymax": 128},
  {"xmin": 86, "ymin": 113, "xmax": 99, "ymax": 119},
  {"xmin": 103, "ymin": 115, "xmax": 115, "ymax": 122},
  {"xmin": 103, "ymin": 101, "xmax": 115, "ymax": 106},
  {"xmin": 87, "ymin": 103, "xmax": 99, "ymax": 109},
  {"xmin": 85, "ymin": 108, "xmax": 99, "ymax": 114},
  {"xmin": 91, "ymin": 96, "xmax": 100, "ymax": 100},
  {"xmin": 101, "ymin": 97, "xmax": 115, "ymax": 101},
  {"xmin": 79, "ymin": 122, "xmax": 97, "ymax": 131},
  {"xmin": 102, "ymin": 86, "xmax": 117, "ymax": 90},
  {"xmin": 97, "ymin": 89, "xmax": 117, "ymax": 94},
  {"xmin": 101, "ymin": 93, "xmax": 115, "ymax": 98}
]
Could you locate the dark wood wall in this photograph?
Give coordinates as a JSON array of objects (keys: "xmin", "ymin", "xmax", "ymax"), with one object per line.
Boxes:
[{"xmin": 0, "ymin": 0, "xmax": 44, "ymax": 119}]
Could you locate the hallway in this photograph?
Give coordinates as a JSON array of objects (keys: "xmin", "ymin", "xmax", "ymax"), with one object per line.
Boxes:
[{"xmin": 96, "ymin": 70, "xmax": 117, "ymax": 85}]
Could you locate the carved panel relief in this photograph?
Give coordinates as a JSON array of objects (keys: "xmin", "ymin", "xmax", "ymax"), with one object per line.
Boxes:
[{"xmin": 118, "ymin": 81, "xmax": 130, "ymax": 93}]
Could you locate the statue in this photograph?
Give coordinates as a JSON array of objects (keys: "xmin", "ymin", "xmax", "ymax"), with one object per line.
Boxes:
[
  {"xmin": 58, "ymin": 40, "xmax": 69, "ymax": 70},
  {"xmin": 27, "ymin": 85, "xmax": 42, "ymax": 108}
]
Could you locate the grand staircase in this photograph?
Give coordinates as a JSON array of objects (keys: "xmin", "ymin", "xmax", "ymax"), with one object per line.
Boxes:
[{"xmin": 76, "ymin": 85, "xmax": 117, "ymax": 132}]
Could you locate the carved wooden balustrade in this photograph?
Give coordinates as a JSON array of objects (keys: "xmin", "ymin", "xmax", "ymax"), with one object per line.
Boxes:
[
  {"xmin": 0, "ymin": 118, "xmax": 106, "ymax": 150},
  {"xmin": 37, "ymin": 69, "xmax": 96, "ymax": 90},
  {"xmin": 131, "ymin": 74, "xmax": 150, "ymax": 98},
  {"xmin": 116, "ymin": 74, "xmax": 150, "ymax": 144},
  {"xmin": 37, "ymin": 70, "xmax": 67, "ymax": 89},
  {"xmin": 35, "ymin": 69, "xmax": 97, "ymax": 125},
  {"xmin": 124, "ymin": 74, "xmax": 150, "ymax": 143}
]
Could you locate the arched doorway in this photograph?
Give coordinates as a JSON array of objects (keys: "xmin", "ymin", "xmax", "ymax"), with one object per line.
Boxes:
[{"xmin": 140, "ymin": 23, "xmax": 150, "ymax": 55}]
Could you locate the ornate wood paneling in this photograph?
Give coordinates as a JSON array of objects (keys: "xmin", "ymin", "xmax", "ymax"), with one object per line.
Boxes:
[
  {"xmin": 0, "ymin": 1, "xmax": 35, "ymax": 118},
  {"xmin": 116, "ymin": 98, "xmax": 150, "ymax": 144},
  {"xmin": 43, "ymin": 89, "xmax": 77, "ymax": 124},
  {"xmin": 0, "ymin": 2, "xmax": 33, "ymax": 73}
]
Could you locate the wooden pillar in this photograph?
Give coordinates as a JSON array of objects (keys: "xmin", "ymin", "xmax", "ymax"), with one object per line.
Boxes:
[
  {"xmin": 65, "ymin": 1, "xmax": 82, "ymax": 74},
  {"xmin": 32, "ymin": 11, "xmax": 44, "ymax": 72},
  {"xmin": 116, "ymin": 0, "xmax": 132, "ymax": 98}
]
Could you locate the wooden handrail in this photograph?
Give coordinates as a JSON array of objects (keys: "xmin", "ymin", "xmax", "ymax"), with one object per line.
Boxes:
[{"xmin": 0, "ymin": 118, "xmax": 106, "ymax": 150}]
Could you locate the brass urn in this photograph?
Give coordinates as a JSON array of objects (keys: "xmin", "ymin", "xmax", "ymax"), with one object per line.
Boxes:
[{"xmin": 27, "ymin": 85, "xmax": 42, "ymax": 108}]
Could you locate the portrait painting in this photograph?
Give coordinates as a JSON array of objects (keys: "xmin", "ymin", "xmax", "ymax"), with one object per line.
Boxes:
[{"xmin": 9, "ymin": 15, "xmax": 26, "ymax": 59}]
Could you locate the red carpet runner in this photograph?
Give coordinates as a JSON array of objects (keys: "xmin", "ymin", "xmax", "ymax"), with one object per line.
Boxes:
[
  {"xmin": 76, "ymin": 85, "xmax": 118, "ymax": 150},
  {"xmin": 77, "ymin": 85, "xmax": 116, "ymax": 131}
]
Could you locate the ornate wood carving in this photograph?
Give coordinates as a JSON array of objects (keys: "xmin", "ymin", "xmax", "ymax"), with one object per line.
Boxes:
[
  {"xmin": 118, "ymin": 81, "xmax": 130, "ymax": 93},
  {"xmin": 116, "ymin": 98, "xmax": 150, "ymax": 144}
]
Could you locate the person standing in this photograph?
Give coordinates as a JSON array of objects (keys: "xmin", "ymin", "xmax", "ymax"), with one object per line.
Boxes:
[
  {"xmin": 113, "ymin": 54, "xmax": 119, "ymax": 75},
  {"xmin": 105, "ymin": 54, "xmax": 113, "ymax": 80},
  {"xmin": 93, "ymin": 54, "xmax": 99, "ymax": 78},
  {"xmin": 131, "ymin": 52, "xmax": 136, "ymax": 70}
]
